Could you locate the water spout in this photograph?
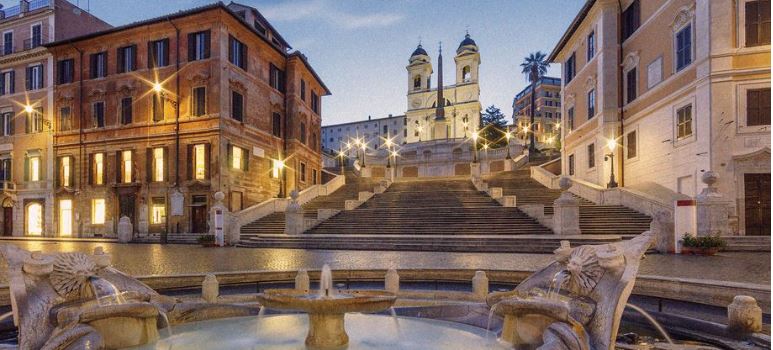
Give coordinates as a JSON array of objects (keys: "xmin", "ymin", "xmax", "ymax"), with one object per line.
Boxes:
[
  {"xmin": 548, "ymin": 270, "xmax": 568, "ymax": 299},
  {"xmin": 625, "ymin": 303, "xmax": 673, "ymax": 344},
  {"xmin": 319, "ymin": 264, "xmax": 334, "ymax": 298},
  {"xmin": 89, "ymin": 276, "xmax": 125, "ymax": 306}
]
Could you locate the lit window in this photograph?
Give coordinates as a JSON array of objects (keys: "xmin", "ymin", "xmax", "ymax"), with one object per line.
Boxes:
[
  {"xmin": 194, "ymin": 144, "xmax": 206, "ymax": 180},
  {"xmin": 122, "ymin": 150, "xmax": 132, "ymax": 183},
  {"xmin": 59, "ymin": 199, "xmax": 72, "ymax": 236},
  {"xmin": 271, "ymin": 159, "xmax": 282, "ymax": 178},
  {"xmin": 92, "ymin": 198, "xmax": 105, "ymax": 224},
  {"xmin": 232, "ymin": 146, "xmax": 243, "ymax": 169},
  {"xmin": 61, "ymin": 157, "xmax": 71, "ymax": 187},
  {"xmin": 153, "ymin": 148, "xmax": 164, "ymax": 182},
  {"xmin": 151, "ymin": 197, "xmax": 166, "ymax": 224},
  {"xmin": 29, "ymin": 156, "xmax": 40, "ymax": 181},
  {"xmin": 93, "ymin": 153, "xmax": 104, "ymax": 185},
  {"xmin": 676, "ymin": 104, "xmax": 693, "ymax": 139},
  {"xmin": 26, "ymin": 202, "xmax": 42, "ymax": 236}
]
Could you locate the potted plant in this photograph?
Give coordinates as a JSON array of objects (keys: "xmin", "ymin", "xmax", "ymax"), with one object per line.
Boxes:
[
  {"xmin": 197, "ymin": 234, "xmax": 217, "ymax": 247},
  {"xmin": 680, "ymin": 234, "xmax": 726, "ymax": 256}
]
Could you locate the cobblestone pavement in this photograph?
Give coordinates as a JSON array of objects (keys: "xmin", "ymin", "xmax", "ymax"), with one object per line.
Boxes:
[{"xmin": 0, "ymin": 241, "xmax": 768, "ymax": 285}]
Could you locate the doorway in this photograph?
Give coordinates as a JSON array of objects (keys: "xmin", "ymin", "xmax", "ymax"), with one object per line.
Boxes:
[
  {"xmin": 191, "ymin": 195, "xmax": 208, "ymax": 234},
  {"xmin": 2, "ymin": 206, "xmax": 11, "ymax": 236},
  {"xmin": 744, "ymin": 173, "xmax": 770, "ymax": 236},
  {"xmin": 119, "ymin": 194, "xmax": 137, "ymax": 226}
]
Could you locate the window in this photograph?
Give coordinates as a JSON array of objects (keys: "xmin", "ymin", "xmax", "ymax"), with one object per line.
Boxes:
[
  {"xmin": 1, "ymin": 112, "xmax": 11, "ymax": 136},
  {"xmin": 58, "ymin": 107, "xmax": 71, "ymax": 132},
  {"xmin": 312, "ymin": 169, "xmax": 318, "ymax": 185},
  {"xmin": 90, "ymin": 52, "xmax": 107, "ymax": 79},
  {"xmin": 272, "ymin": 112, "xmax": 282, "ymax": 137},
  {"xmin": 0, "ymin": 70, "xmax": 14, "ymax": 95},
  {"xmin": 300, "ymin": 122, "xmax": 306, "ymax": 143},
  {"xmin": 747, "ymin": 88, "xmax": 771, "ymax": 126},
  {"xmin": 60, "ymin": 156, "xmax": 72, "ymax": 187},
  {"xmin": 92, "ymin": 153, "xmax": 104, "ymax": 185},
  {"xmin": 58, "ymin": 59, "xmax": 74, "ymax": 84},
  {"xmin": 675, "ymin": 24, "xmax": 692, "ymax": 71},
  {"xmin": 228, "ymin": 35, "xmax": 247, "ymax": 70},
  {"xmin": 269, "ymin": 64, "xmax": 285, "ymax": 92},
  {"xmin": 121, "ymin": 150, "xmax": 132, "ymax": 183},
  {"xmin": 92, "ymin": 199, "xmax": 106, "ymax": 225},
  {"xmin": 26, "ymin": 64, "xmax": 43, "ymax": 90},
  {"xmin": 152, "ymin": 93, "xmax": 164, "ymax": 122},
  {"xmin": 27, "ymin": 154, "xmax": 40, "ymax": 182},
  {"xmin": 462, "ymin": 66, "xmax": 471, "ymax": 82},
  {"xmin": 587, "ymin": 143, "xmax": 595, "ymax": 168},
  {"xmin": 192, "ymin": 144, "xmax": 207, "ymax": 180},
  {"xmin": 148, "ymin": 38, "xmax": 169, "ymax": 68},
  {"xmin": 0, "ymin": 158, "xmax": 11, "ymax": 181},
  {"xmin": 151, "ymin": 197, "xmax": 166, "ymax": 225},
  {"xmin": 566, "ymin": 107, "xmax": 574, "ymax": 131},
  {"xmin": 311, "ymin": 91, "xmax": 319, "ymax": 114},
  {"xmin": 231, "ymin": 91, "xmax": 243, "ymax": 121},
  {"xmin": 26, "ymin": 202, "xmax": 42, "ymax": 236},
  {"xmin": 622, "ymin": 0, "xmax": 640, "ymax": 41},
  {"xmin": 300, "ymin": 162, "xmax": 306, "ymax": 182},
  {"xmin": 745, "ymin": 0, "xmax": 771, "ymax": 47},
  {"xmin": 30, "ymin": 24, "xmax": 42, "ymax": 48},
  {"xmin": 26, "ymin": 107, "xmax": 42, "ymax": 133},
  {"xmin": 152, "ymin": 147, "xmax": 165, "ymax": 182},
  {"xmin": 117, "ymin": 45, "xmax": 137, "ymax": 73},
  {"xmin": 3, "ymin": 32, "xmax": 12, "ymax": 55},
  {"xmin": 59, "ymin": 199, "xmax": 72, "ymax": 236},
  {"xmin": 676, "ymin": 104, "xmax": 693, "ymax": 139},
  {"xmin": 587, "ymin": 31, "xmax": 595, "ymax": 60},
  {"xmin": 627, "ymin": 131, "xmax": 637, "ymax": 159},
  {"xmin": 568, "ymin": 154, "xmax": 575, "ymax": 175},
  {"xmin": 413, "ymin": 75, "xmax": 421, "ymax": 90},
  {"xmin": 565, "ymin": 53, "xmax": 576, "ymax": 82},
  {"xmin": 300, "ymin": 80, "xmax": 306, "ymax": 101},
  {"xmin": 188, "ymin": 30, "xmax": 211, "ymax": 61},
  {"xmin": 121, "ymin": 97, "xmax": 132, "ymax": 125},
  {"xmin": 192, "ymin": 86, "xmax": 206, "ymax": 117},
  {"xmin": 626, "ymin": 68, "xmax": 637, "ymax": 104},
  {"xmin": 230, "ymin": 191, "xmax": 243, "ymax": 212},
  {"xmin": 230, "ymin": 145, "xmax": 248, "ymax": 170},
  {"xmin": 93, "ymin": 102, "xmax": 104, "ymax": 128},
  {"xmin": 587, "ymin": 89, "xmax": 596, "ymax": 118}
]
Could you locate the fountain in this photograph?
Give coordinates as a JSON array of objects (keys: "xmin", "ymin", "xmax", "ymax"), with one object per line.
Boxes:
[{"xmin": 255, "ymin": 264, "xmax": 397, "ymax": 348}]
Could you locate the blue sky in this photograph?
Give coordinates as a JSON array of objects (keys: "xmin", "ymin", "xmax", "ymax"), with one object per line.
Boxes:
[{"xmin": 22, "ymin": 0, "xmax": 584, "ymax": 125}]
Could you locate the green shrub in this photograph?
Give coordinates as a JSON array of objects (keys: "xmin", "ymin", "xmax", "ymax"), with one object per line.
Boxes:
[
  {"xmin": 680, "ymin": 233, "xmax": 726, "ymax": 249},
  {"xmin": 197, "ymin": 234, "xmax": 216, "ymax": 244}
]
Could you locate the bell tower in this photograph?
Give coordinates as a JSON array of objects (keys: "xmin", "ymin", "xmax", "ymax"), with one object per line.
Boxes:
[
  {"xmin": 455, "ymin": 32, "xmax": 480, "ymax": 85},
  {"xmin": 406, "ymin": 43, "xmax": 432, "ymax": 95}
]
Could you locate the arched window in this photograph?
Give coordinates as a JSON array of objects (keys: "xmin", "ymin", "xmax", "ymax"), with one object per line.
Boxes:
[
  {"xmin": 26, "ymin": 202, "xmax": 42, "ymax": 236},
  {"xmin": 462, "ymin": 66, "xmax": 471, "ymax": 82},
  {"xmin": 413, "ymin": 75, "xmax": 421, "ymax": 90}
]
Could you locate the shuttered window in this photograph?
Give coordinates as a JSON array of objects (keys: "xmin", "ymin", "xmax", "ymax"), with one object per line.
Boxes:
[
  {"xmin": 192, "ymin": 86, "xmax": 206, "ymax": 117},
  {"xmin": 675, "ymin": 25, "xmax": 692, "ymax": 71},
  {"xmin": 121, "ymin": 97, "xmax": 132, "ymax": 125},
  {"xmin": 116, "ymin": 45, "xmax": 136, "ymax": 73},
  {"xmin": 272, "ymin": 112, "xmax": 281, "ymax": 137},
  {"xmin": 228, "ymin": 35, "xmax": 247, "ymax": 70},
  {"xmin": 90, "ymin": 52, "xmax": 107, "ymax": 79},
  {"xmin": 148, "ymin": 38, "xmax": 169, "ymax": 68},
  {"xmin": 587, "ymin": 143, "xmax": 595, "ymax": 169},
  {"xmin": 627, "ymin": 131, "xmax": 637, "ymax": 159},
  {"xmin": 152, "ymin": 93, "xmax": 164, "ymax": 122},
  {"xmin": 25, "ymin": 64, "xmax": 43, "ymax": 90},
  {"xmin": 57, "ymin": 59, "xmax": 74, "ymax": 84},
  {"xmin": 626, "ymin": 68, "xmax": 637, "ymax": 104},
  {"xmin": 188, "ymin": 30, "xmax": 211, "ymax": 61},
  {"xmin": 93, "ymin": 102, "xmax": 104, "ymax": 128},
  {"xmin": 745, "ymin": 0, "xmax": 771, "ymax": 47},
  {"xmin": 747, "ymin": 88, "xmax": 771, "ymax": 126},
  {"xmin": 622, "ymin": 0, "xmax": 640, "ymax": 40},
  {"xmin": 231, "ymin": 91, "xmax": 243, "ymax": 122}
]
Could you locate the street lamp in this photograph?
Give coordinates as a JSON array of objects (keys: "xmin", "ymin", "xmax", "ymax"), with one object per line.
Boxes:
[
  {"xmin": 390, "ymin": 150, "xmax": 399, "ymax": 168},
  {"xmin": 337, "ymin": 147, "xmax": 346, "ymax": 175},
  {"xmin": 360, "ymin": 140, "xmax": 367, "ymax": 167},
  {"xmin": 505, "ymin": 131, "xmax": 512, "ymax": 160},
  {"xmin": 471, "ymin": 130, "xmax": 479, "ymax": 163},
  {"xmin": 521, "ymin": 125, "xmax": 529, "ymax": 148},
  {"xmin": 604, "ymin": 139, "xmax": 619, "ymax": 188},
  {"xmin": 385, "ymin": 136, "xmax": 393, "ymax": 168}
]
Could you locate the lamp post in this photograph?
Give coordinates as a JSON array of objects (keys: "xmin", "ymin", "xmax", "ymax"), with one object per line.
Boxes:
[
  {"xmin": 521, "ymin": 125, "xmax": 529, "ymax": 148},
  {"xmin": 505, "ymin": 131, "xmax": 512, "ymax": 160},
  {"xmin": 360, "ymin": 141, "xmax": 367, "ymax": 167},
  {"xmin": 385, "ymin": 136, "xmax": 393, "ymax": 168},
  {"xmin": 471, "ymin": 130, "xmax": 479, "ymax": 163},
  {"xmin": 604, "ymin": 139, "xmax": 619, "ymax": 188},
  {"xmin": 338, "ymin": 146, "xmax": 347, "ymax": 175}
]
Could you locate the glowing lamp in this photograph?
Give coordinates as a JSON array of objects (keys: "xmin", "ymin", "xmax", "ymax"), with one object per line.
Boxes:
[
  {"xmin": 24, "ymin": 105, "xmax": 34, "ymax": 113},
  {"xmin": 607, "ymin": 139, "xmax": 617, "ymax": 151},
  {"xmin": 152, "ymin": 82, "xmax": 163, "ymax": 93}
]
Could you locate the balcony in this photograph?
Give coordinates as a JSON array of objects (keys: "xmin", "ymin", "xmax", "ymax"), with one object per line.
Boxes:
[
  {"xmin": 0, "ymin": 34, "xmax": 49, "ymax": 57},
  {"xmin": 23, "ymin": 35, "xmax": 47, "ymax": 50},
  {"xmin": 0, "ymin": 0, "xmax": 52, "ymax": 20}
]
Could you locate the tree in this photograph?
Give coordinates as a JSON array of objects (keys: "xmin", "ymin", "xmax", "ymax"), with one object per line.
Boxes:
[
  {"xmin": 480, "ymin": 105, "xmax": 508, "ymax": 148},
  {"xmin": 520, "ymin": 51, "xmax": 550, "ymax": 152}
]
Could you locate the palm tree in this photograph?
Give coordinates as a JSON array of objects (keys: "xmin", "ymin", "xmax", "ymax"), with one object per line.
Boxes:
[{"xmin": 520, "ymin": 51, "xmax": 550, "ymax": 152}]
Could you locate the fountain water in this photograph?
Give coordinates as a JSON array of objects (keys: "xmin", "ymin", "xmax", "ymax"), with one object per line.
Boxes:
[
  {"xmin": 625, "ymin": 303, "xmax": 674, "ymax": 344},
  {"xmin": 319, "ymin": 263, "xmax": 334, "ymax": 298}
]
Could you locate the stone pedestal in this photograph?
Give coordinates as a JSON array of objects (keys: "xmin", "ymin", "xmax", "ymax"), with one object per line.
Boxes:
[
  {"xmin": 385, "ymin": 268, "xmax": 399, "ymax": 293},
  {"xmin": 210, "ymin": 192, "xmax": 228, "ymax": 246},
  {"xmin": 552, "ymin": 177, "xmax": 581, "ymax": 235},
  {"xmin": 472, "ymin": 271, "xmax": 489, "ymax": 299},
  {"xmin": 696, "ymin": 172, "xmax": 731, "ymax": 236},
  {"xmin": 295, "ymin": 269, "xmax": 310, "ymax": 291},
  {"xmin": 137, "ymin": 201, "xmax": 149, "ymax": 235},
  {"xmin": 490, "ymin": 187, "xmax": 503, "ymax": 200},
  {"xmin": 727, "ymin": 295, "xmax": 762, "ymax": 335},
  {"xmin": 117, "ymin": 216, "xmax": 133, "ymax": 243},
  {"xmin": 651, "ymin": 209, "xmax": 676, "ymax": 253},
  {"xmin": 284, "ymin": 190, "xmax": 304, "ymax": 235},
  {"xmin": 470, "ymin": 162, "xmax": 481, "ymax": 178},
  {"xmin": 202, "ymin": 274, "xmax": 219, "ymax": 303}
]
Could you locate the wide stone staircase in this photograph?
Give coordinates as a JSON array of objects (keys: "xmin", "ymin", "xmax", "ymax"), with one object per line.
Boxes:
[
  {"xmin": 239, "ymin": 170, "xmax": 379, "ymax": 238},
  {"xmin": 484, "ymin": 168, "xmax": 652, "ymax": 236}
]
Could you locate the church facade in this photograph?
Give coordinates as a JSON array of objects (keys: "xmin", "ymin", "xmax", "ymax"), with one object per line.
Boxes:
[{"xmin": 405, "ymin": 34, "xmax": 482, "ymax": 143}]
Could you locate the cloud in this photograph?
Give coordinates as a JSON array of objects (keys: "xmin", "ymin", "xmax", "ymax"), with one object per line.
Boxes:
[{"xmin": 259, "ymin": 0, "xmax": 404, "ymax": 29}]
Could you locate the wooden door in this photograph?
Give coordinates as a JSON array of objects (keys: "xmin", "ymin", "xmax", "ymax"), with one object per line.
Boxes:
[
  {"xmin": 191, "ymin": 205, "xmax": 208, "ymax": 234},
  {"xmin": 3, "ymin": 207, "xmax": 12, "ymax": 236},
  {"xmin": 745, "ymin": 173, "xmax": 771, "ymax": 236}
]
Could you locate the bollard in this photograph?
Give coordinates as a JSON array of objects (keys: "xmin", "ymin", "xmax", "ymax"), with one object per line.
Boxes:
[
  {"xmin": 295, "ymin": 269, "xmax": 310, "ymax": 291},
  {"xmin": 202, "ymin": 274, "xmax": 219, "ymax": 303},
  {"xmin": 727, "ymin": 295, "xmax": 762, "ymax": 335},
  {"xmin": 385, "ymin": 268, "xmax": 400, "ymax": 294},
  {"xmin": 472, "ymin": 271, "xmax": 489, "ymax": 298},
  {"xmin": 92, "ymin": 246, "xmax": 112, "ymax": 268}
]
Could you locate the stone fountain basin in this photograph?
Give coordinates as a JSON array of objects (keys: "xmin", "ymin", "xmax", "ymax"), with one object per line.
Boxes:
[
  {"xmin": 492, "ymin": 296, "xmax": 571, "ymax": 321},
  {"xmin": 256, "ymin": 289, "xmax": 397, "ymax": 314}
]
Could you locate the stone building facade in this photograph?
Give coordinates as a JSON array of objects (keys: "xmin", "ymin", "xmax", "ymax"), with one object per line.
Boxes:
[
  {"xmin": 321, "ymin": 114, "xmax": 406, "ymax": 154},
  {"xmin": 0, "ymin": 0, "xmax": 110, "ymax": 237},
  {"xmin": 46, "ymin": 2, "xmax": 328, "ymax": 237},
  {"xmin": 550, "ymin": 0, "xmax": 770, "ymax": 235},
  {"xmin": 405, "ymin": 34, "xmax": 482, "ymax": 143},
  {"xmin": 512, "ymin": 76, "xmax": 562, "ymax": 145}
]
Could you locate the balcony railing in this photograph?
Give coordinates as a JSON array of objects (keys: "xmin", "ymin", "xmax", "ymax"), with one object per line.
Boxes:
[
  {"xmin": 0, "ymin": 34, "xmax": 49, "ymax": 57},
  {"xmin": 1, "ymin": 0, "xmax": 51, "ymax": 20},
  {"xmin": 23, "ymin": 35, "xmax": 48, "ymax": 50}
]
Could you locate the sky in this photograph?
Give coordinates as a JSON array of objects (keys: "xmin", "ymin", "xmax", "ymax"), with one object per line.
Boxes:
[{"xmin": 16, "ymin": 0, "xmax": 585, "ymax": 125}]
